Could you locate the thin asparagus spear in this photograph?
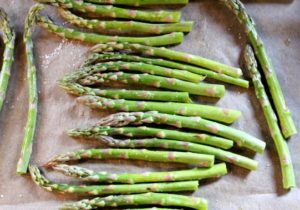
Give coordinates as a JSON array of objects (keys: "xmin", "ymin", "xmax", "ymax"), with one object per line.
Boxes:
[
  {"xmin": 16, "ymin": 4, "xmax": 42, "ymax": 174},
  {"xmin": 0, "ymin": 8, "xmax": 15, "ymax": 112},
  {"xmin": 52, "ymin": 163, "xmax": 227, "ymax": 183},
  {"xmin": 77, "ymin": 95, "xmax": 240, "ymax": 124},
  {"xmin": 60, "ymin": 193, "xmax": 207, "ymax": 210},
  {"xmin": 69, "ymin": 125, "xmax": 234, "ymax": 149},
  {"xmin": 244, "ymin": 46, "xmax": 295, "ymax": 188},
  {"xmin": 72, "ymin": 61, "xmax": 205, "ymax": 83},
  {"xmin": 98, "ymin": 136, "xmax": 257, "ymax": 170},
  {"xmin": 62, "ymin": 60, "xmax": 204, "ymax": 85},
  {"xmin": 93, "ymin": 112, "xmax": 266, "ymax": 153},
  {"xmin": 78, "ymin": 72, "xmax": 225, "ymax": 98},
  {"xmin": 91, "ymin": 42, "xmax": 242, "ymax": 78},
  {"xmin": 59, "ymin": 9, "xmax": 193, "ymax": 35},
  {"xmin": 85, "ymin": 0, "xmax": 189, "ymax": 6},
  {"xmin": 84, "ymin": 53, "xmax": 249, "ymax": 88},
  {"xmin": 60, "ymin": 81, "xmax": 193, "ymax": 103},
  {"xmin": 35, "ymin": 0, "xmax": 181, "ymax": 23},
  {"xmin": 46, "ymin": 148, "xmax": 214, "ymax": 167},
  {"xmin": 29, "ymin": 166, "xmax": 199, "ymax": 195},
  {"xmin": 37, "ymin": 15, "xmax": 184, "ymax": 46},
  {"xmin": 223, "ymin": 0, "xmax": 297, "ymax": 138}
]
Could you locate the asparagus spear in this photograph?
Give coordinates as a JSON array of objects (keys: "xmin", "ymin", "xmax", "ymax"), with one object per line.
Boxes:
[
  {"xmin": 16, "ymin": 4, "xmax": 42, "ymax": 174},
  {"xmin": 69, "ymin": 125, "xmax": 234, "ymax": 149},
  {"xmin": 85, "ymin": 0, "xmax": 189, "ymax": 6},
  {"xmin": 91, "ymin": 42, "xmax": 242, "ymax": 78},
  {"xmin": 77, "ymin": 95, "xmax": 240, "ymax": 124},
  {"xmin": 93, "ymin": 112, "xmax": 266, "ymax": 153},
  {"xmin": 84, "ymin": 53, "xmax": 249, "ymax": 88},
  {"xmin": 0, "ymin": 8, "xmax": 15, "ymax": 112},
  {"xmin": 60, "ymin": 81, "xmax": 193, "ymax": 103},
  {"xmin": 37, "ymin": 15, "xmax": 184, "ymax": 46},
  {"xmin": 103, "ymin": 136, "xmax": 257, "ymax": 170},
  {"xmin": 35, "ymin": 0, "xmax": 181, "ymax": 23},
  {"xmin": 62, "ymin": 60, "xmax": 203, "ymax": 87},
  {"xmin": 78, "ymin": 72, "xmax": 225, "ymax": 97},
  {"xmin": 72, "ymin": 60, "xmax": 205, "ymax": 83},
  {"xmin": 223, "ymin": 0, "xmax": 296, "ymax": 138},
  {"xmin": 244, "ymin": 46, "xmax": 295, "ymax": 188},
  {"xmin": 52, "ymin": 163, "xmax": 227, "ymax": 183},
  {"xmin": 46, "ymin": 148, "xmax": 214, "ymax": 167},
  {"xmin": 29, "ymin": 166, "xmax": 199, "ymax": 195},
  {"xmin": 59, "ymin": 9, "xmax": 193, "ymax": 35},
  {"xmin": 60, "ymin": 193, "xmax": 207, "ymax": 210}
]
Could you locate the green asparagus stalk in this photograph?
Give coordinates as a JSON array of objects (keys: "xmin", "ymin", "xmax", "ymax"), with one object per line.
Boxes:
[
  {"xmin": 46, "ymin": 148, "xmax": 214, "ymax": 167},
  {"xmin": 99, "ymin": 136, "xmax": 257, "ymax": 170},
  {"xmin": 79, "ymin": 72, "xmax": 225, "ymax": 98},
  {"xmin": 59, "ymin": 9, "xmax": 193, "ymax": 35},
  {"xmin": 223, "ymin": 0, "xmax": 297, "ymax": 138},
  {"xmin": 29, "ymin": 166, "xmax": 199, "ymax": 195},
  {"xmin": 52, "ymin": 163, "xmax": 227, "ymax": 183},
  {"xmin": 77, "ymin": 95, "xmax": 240, "ymax": 124},
  {"xmin": 16, "ymin": 4, "xmax": 42, "ymax": 174},
  {"xmin": 60, "ymin": 193, "xmax": 207, "ymax": 210},
  {"xmin": 35, "ymin": 0, "xmax": 181, "ymax": 23},
  {"xmin": 62, "ymin": 60, "xmax": 203, "ymax": 85},
  {"xmin": 93, "ymin": 112, "xmax": 266, "ymax": 153},
  {"xmin": 0, "ymin": 8, "xmax": 15, "ymax": 112},
  {"xmin": 75, "ymin": 60, "xmax": 205, "ymax": 83},
  {"xmin": 91, "ymin": 42, "xmax": 242, "ymax": 78},
  {"xmin": 244, "ymin": 46, "xmax": 295, "ymax": 188},
  {"xmin": 85, "ymin": 0, "xmax": 189, "ymax": 6},
  {"xmin": 84, "ymin": 53, "xmax": 249, "ymax": 88},
  {"xmin": 69, "ymin": 125, "xmax": 234, "ymax": 149},
  {"xmin": 37, "ymin": 15, "xmax": 184, "ymax": 46},
  {"xmin": 60, "ymin": 81, "xmax": 193, "ymax": 103}
]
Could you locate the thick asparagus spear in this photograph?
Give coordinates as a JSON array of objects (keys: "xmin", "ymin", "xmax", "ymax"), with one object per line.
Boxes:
[
  {"xmin": 60, "ymin": 81, "xmax": 192, "ymax": 103},
  {"xmin": 69, "ymin": 125, "xmax": 234, "ymax": 149},
  {"xmin": 79, "ymin": 73, "xmax": 225, "ymax": 97},
  {"xmin": 223, "ymin": 0, "xmax": 296, "ymax": 138},
  {"xmin": 77, "ymin": 95, "xmax": 240, "ymax": 124},
  {"xmin": 60, "ymin": 193, "xmax": 207, "ymax": 210},
  {"xmin": 0, "ymin": 8, "xmax": 15, "ymax": 112},
  {"xmin": 37, "ymin": 15, "xmax": 184, "ymax": 46},
  {"xmin": 16, "ymin": 4, "xmax": 42, "ymax": 174},
  {"xmin": 72, "ymin": 134, "xmax": 256, "ymax": 170},
  {"xmin": 46, "ymin": 148, "xmax": 214, "ymax": 167},
  {"xmin": 85, "ymin": 0, "xmax": 189, "ymax": 6},
  {"xmin": 35, "ymin": 0, "xmax": 181, "ymax": 23},
  {"xmin": 52, "ymin": 163, "xmax": 227, "ymax": 183},
  {"xmin": 71, "ymin": 61, "xmax": 205, "ymax": 83},
  {"xmin": 244, "ymin": 46, "xmax": 295, "ymax": 188},
  {"xmin": 59, "ymin": 9, "xmax": 193, "ymax": 35},
  {"xmin": 29, "ymin": 166, "xmax": 199, "ymax": 195},
  {"xmin": 91, "ymin": 42, "xmax": 242, "ymax": 78},
  {"xmin": 93, "ymin": 112, "xmax": 266, "ymax": 153},
  {"xmin": 84, "ymin": 53, "xmax": 249, "ymax": 88}
]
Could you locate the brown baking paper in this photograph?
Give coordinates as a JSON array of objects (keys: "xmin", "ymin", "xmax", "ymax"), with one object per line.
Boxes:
[{"xmin": 0, "ymin": 0, "xmax": 299, "ymax": 209}]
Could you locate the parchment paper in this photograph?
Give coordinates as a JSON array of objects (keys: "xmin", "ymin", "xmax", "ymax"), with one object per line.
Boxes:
[{"xmin": 0, "ymin": 0, "xmax": 299, "ymax": 209}]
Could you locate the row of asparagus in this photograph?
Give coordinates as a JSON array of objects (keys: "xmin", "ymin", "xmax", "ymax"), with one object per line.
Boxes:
[
  {"xmin": 33, "ymin": 0, "xmax": 191, "ymax": 46},
  {"xmin": 22, "ymin": 3, "xmax": 254, "ymax": 209}
]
